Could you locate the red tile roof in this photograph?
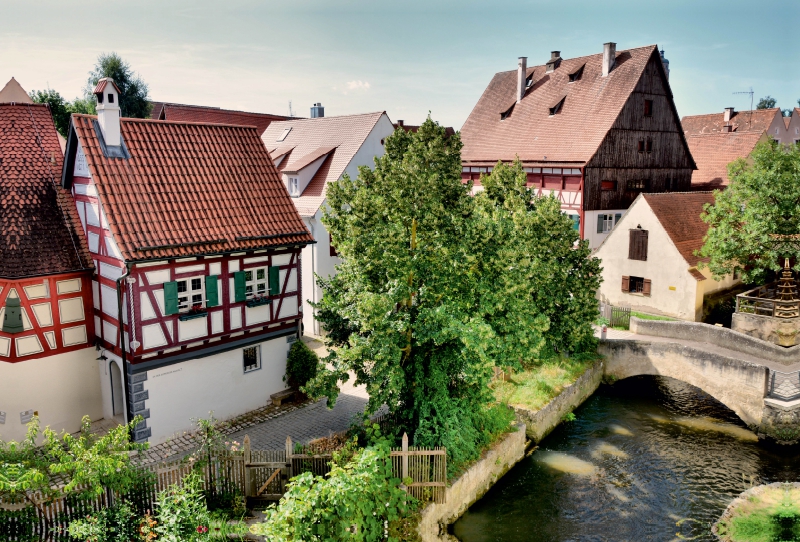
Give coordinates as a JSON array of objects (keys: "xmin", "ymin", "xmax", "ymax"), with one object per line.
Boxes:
[
  {"xmin": 64, "ymin": 115, "xmax": 313, "ymax": 261},
  {"xmin": 262, "ymin": 112, "xmax": 389, "ymax": 217},
  {"xmin": 283, "ymin": 146, "xmax": 337, "ymax": 173},
  {"xmin": 642, "ymin": 192, "xmax": 715, "ymax": 267},
  {"xmin": 93, "ymin": 78, "xmax": 121, "ymax": 96},
  {"xmin": 461, "ymin": 45, "xmax": 674, "ymax": 165},
  {"xmin": 153, "ymin": 103, "xmax": 290, "ymax": 136},
  {"xmin": 684, "ymin": 131, "xmax": 765, "ymax": 190},
  {"xmin": 0, "ymin": 103, "xmax": 91, "ymax": 278},
  {"xmin": 681, "ymin": 108, "xmax": 781, "ymax": 136}
]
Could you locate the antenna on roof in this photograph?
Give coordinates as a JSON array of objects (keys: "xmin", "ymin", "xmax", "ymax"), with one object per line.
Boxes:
[
  {"xmin": 733, "ymin": 87, "xmax": 754, "ymax": 128},
  {"xmin": 288, "ymin": 100, "xmax": 294, "ymax": 117}
]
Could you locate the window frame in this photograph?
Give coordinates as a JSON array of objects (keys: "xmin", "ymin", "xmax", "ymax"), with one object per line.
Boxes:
[
  {"xmin": 644, "ymin": 99, "xmax": 653, "ymax": 117},
  {"xmin": 243, "ymin": 345, "xmax": 261, "ymax": 373},
  {"xmin": 288, "ymin": 177, "xmax": 299, "ymax": 196},
  {"xmin": 629, "ymin": 276, "xmax": 645, "ymax": 293},
  {"xmin": 175, "ymin": 276, "xmax": 206, "ymax": 312},
  {"xmin": 244, "ymin": 267, "xmax": 270, "ymax": 299},
  {"xmin": 600, "ymin": 180, "xmax": 617, "ymax": 191},
  {"xmin": 626, "ymin": 179, "xmax": 648, "ymax": 191}
]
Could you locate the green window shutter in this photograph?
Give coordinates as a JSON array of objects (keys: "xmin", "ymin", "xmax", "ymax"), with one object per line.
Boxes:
[
  {"xmin": 614, "ymin": 213, "xmax": 622, "ymax": 225},
  {"xmin": 205, "ymin": 275, "xmax": 219, "ymax": 307},
  {"xmin": 234, "ymin": 271, "xmax": 247, "ymax": 303},
  {"xmin": 269, "ymin": 266, "xmax": 281, "ymax": 296},
  {"xmin": 571, "ymin": 214, "xmax": 580, "ymax": 231},
  {"xmin": 164, "ymin": 281, "xmax": 179, "ymax": 315},
  {"xmin": 597, "ymin": 214, "xmax": 604, "ymax": 234}
]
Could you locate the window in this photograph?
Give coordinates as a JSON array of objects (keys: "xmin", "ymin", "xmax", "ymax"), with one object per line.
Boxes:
[
  {"xmin": 108, "ymin": 93, "xmax": 114, "ymax": 104},
  {"xmin": 277, "ymin": 127, "xmax": 292, "ymax": 142},
  {"xmin": 626, "ymin": 179, "xmax": 647, "ymax": 191},
  {"xmin": 601, "ymin": 180, "xmax": 617, "ymax": 191},
  {"xmin": 176, "ymin": 277, "xmax": 204, "ymax": 310},
  {"xmin": 569, "ymin": 214, "xmax": 580, "ymax": 231},
  {"xmin": 628, "ymin": 228, "xmax": 649, "ymax": 261},
  {"xmin": 568, "ymin": 65, "xmax": 585, "ymax": 83},
  {"xmin": 621, "ymin": 276, "xmax": 651, "ymax": 296},
  {"xmin": 289, "ymin": 177, "xmax": 299, "ymax": 196},
  {"xmin": 646, "ymin": 139, "xmax": 653, "ymax": 153},
  {"xmin": 245, "ymin": 268, "xmax": 269, "ymax": 297},
  {"xmin": 644, "ymin": 99, "xmax": 653, "ymax": 117},
  {"xmin": 596, "ymin": 213, "xmax": 622, "ymax": 233},
  {"xmin": 500, "ymin": 105, "xmax": 514, "ymax": 121},
  {"xmin": 243, "ymin": 345, "xmax": 261, "ymax": 373},
  {"xmin": 236, "ymin": 266, "xmax": 281, "ymax": 301},
  {"xmin": 549, "ymin": 97, "xmax": 566, "ymax": 116}
]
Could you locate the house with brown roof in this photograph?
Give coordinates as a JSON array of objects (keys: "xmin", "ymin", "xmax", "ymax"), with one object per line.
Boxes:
[
  {"xmin": 594, "ymin": 192, "xmax": 740, "ymax": 321},
  {"xmin": 60, "ymin": 78, "xmax": 314, "ymax": 443},
  {"xmin": 461, "ymin": 44, "xmax": 696, "ymax": 249},
  {"xmin": 788, "ymin": 108, "xmax": 800, "ymax": 146},
  {"xmin": 261, "ymin": 109, "xmax": 395, "ymax": 336},
  {"xmin": 682, "ymin": 107, "xmax": 786, "ymax": 190},
  {"xmin": 150, "ymin": 101, "xmax": 290, "ymax": 136},
  {"xmin": 0, "ymin": 96, "xmax": 98, "ymax": 441}
]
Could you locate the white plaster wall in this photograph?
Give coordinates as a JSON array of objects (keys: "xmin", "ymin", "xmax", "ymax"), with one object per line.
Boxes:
[
  {"xmin": 584, "ymin": 209, "xmax": 628, "ymax": 250},
  {"xmin": 595, "ymin": 198, "xmax": 700, "ymax": 320},
  {"xmin": 144, "ymin": 336, "xmax": 292, "ymax": 444},
  {"xmin": 0, "ymin": 347, "xmax": 102, "ymax": 442},
  {"xmin": 98, "ymin": 354, "xmax": 126, "ymax": 422}
]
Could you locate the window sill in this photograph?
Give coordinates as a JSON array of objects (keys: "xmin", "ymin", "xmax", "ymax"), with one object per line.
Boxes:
[
  {"xmin": 246, "ymin": 298, "xmax": 272, "ymax": 308},
  {"xmin": 623, "ymin": 292, "xmax": 651, "ymax": 297},
  {"xmin": 178, "ymin": 311, "xmax": 208, "ymax": 321}
]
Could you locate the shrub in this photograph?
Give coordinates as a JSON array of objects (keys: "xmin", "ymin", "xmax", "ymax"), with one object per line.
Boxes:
[
  {"xmin": 153, "ymin": 472, "xmax": 211, "ymax": 542},
  {"xmin": 67, "ymin": 502, "xmax": 139, "ymax": 542},
  {"xmin": 285, "ymin": 340, "xmax": 319, "ymax": 389}
]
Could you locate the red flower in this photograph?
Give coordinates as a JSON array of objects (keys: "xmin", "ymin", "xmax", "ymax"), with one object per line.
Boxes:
[{"xmin": 196, "ymin": 525, "xmax": 209, "ymax": 533}]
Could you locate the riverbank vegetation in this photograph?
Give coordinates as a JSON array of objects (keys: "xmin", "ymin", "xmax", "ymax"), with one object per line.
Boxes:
[{"xmin": 714, "ymin": 483, "xmax": 800, "ymax": 542}]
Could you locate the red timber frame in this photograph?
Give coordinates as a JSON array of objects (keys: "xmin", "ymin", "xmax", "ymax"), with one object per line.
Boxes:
[
  {"xmin": 0, "ymin": 271, "xmax": 95, "ymax": 362},
  {"xmin": 461, "ymin": 164, "xmax": 586, "ymax": 239}
]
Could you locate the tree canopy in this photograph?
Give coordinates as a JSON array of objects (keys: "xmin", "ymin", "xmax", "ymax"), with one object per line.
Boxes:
[
  {"xmin": 86, "ymin": 52, "xmax": 152, "ymax": 118},
  {"xmin": 699, "ymin": 142, "xmax": 800, "ymax": 284},
  {"xmin": 757, "ymin": 96, "xmax": 777, "ymax": 109},
  {"xmin": 307, "ymin": 119, "xmax": 600, "ymax": 466}
]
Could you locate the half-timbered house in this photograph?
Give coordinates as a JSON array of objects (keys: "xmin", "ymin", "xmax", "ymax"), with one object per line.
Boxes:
[
  {"xmin": 461, "ymin": 44, "xmax": 696, "ymax": 249},
  {"xmin": 61, "ymin": 78, "xmax": 314, "ymax": 443},
  {"xmin": 0, "ymin": 94, "xmax": 97, "ymax": 441}
]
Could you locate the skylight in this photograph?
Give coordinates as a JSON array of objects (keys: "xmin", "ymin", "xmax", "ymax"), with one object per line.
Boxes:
[{"xmin": 277, "ymin": 127, "xmax": 292, "ymax": 142}]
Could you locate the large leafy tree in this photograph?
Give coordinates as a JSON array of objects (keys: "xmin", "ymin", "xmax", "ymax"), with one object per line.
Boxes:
[
  {"xmin": 308, "ymin": 119, "xmax": 599, "ymax": 465},
  {"xmin": 699, "ymin": 142, "xmax": 800, "ymax": 284},
  {"xmin": 757, "ymin": 96, "xmax": 777, "ymax": 109},
  {"xmin": 86, "ymin": 52, "xmax": 152, "ymax": 118}
]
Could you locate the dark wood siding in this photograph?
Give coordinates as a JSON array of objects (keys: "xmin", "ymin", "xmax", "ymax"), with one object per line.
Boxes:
[{"xmin": 584, "ymin": 52, "xmax": 695, "ymax": 211}]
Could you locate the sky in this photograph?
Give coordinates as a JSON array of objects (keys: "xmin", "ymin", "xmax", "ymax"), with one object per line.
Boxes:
[{"xmin": 2, "ymin": 0, "xmax": 798, "ymax": 130}]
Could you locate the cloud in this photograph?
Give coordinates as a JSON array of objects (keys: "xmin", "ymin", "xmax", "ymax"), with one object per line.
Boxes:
[{"xmin": 344, "ymin": 80, "xmax": 370, "ymax": 93}]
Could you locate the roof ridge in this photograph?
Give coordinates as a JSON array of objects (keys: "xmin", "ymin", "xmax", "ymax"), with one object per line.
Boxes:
[
  {"xmin": 164, "ymin": 103, "xmax": 287, "ymax": 117},
  {"xmin": 72, "ymin": 113, "xmax": 261, "ymax": 131},
  {"xmin": 493, "ymin": 44, "xmax": 658, "ymax": 75},
  {"xmin": 269, "ymin": 111, "xmax": 386, "ymax": 123}
]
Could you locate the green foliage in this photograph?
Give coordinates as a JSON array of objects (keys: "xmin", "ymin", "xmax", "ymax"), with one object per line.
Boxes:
[
  {"xmin": 285, "ymin": 340, "xmax": 320, "ymax": 389},
  {"xmin": 86, "ymin": 52, "xmax": 152, "ymax": 118},
  {"xmin": 67, "ymin": 502, "xmax": 140, "ymax": 542},
  {"xmin": 28, "ymin": 88, "xmax": 72, "ymax": 137},
  {"xmin": 756, "ymin": 96, "xmax": 777, "ymax": 109},
  {"xmin": 562, "ymin": 412, "xmax": 577, "ymax": 423},
  {"xmin": 0, "ymin": 418, "xmax": 52, "ymax": 508},
  {"xmin": 699, "ymin": 142, "xmax": 800, "ymax": 284},
  {"xmin": 152, "ymin": 472, "xmax": 211, "ymax": 542},
  {"xmin": 251, "ymin": 438, "xmax": 416, "ymax": 541}
]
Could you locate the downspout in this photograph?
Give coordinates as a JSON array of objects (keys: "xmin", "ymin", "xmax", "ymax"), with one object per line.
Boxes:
[
  {"xmin": 116, "ymin": 263, "xmax": 133, "ymax": 427},
  {"xmin": 308, "ymin": 219, "xmax": 318, "ymax": 336}
]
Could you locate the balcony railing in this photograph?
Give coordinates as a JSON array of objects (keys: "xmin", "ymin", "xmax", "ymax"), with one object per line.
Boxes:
[{"xmin": 736, "ymin": 283, "xmax": 800, "ymax": 319}]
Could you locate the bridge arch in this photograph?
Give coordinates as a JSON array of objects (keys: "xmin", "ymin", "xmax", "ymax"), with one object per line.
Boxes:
[{"xmin": 599, "ymin": 340, "xmax": 768, "ymax": 427}]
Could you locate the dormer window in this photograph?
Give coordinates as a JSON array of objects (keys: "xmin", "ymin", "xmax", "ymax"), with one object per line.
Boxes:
[
  {"xmin": 549, "ymin": 97, "xmax": 566, "ymax": 116},
  {"xmin": 500, "ymin": 104, "xmax": 514, "ymax": 121},
  {"xmin": 526, "ymin": 75, "xmax": 534, "ymax": 88},
  {"xmin": 277, "ymin": 127, "xmax": 292, "ymax": 142},
  {"xmin": 289, "ymin": 177, "xmax": 299, "ymax": 196},
  {"xmin": 108, "ymin": 93, "xmax": 114, "ymax": 103},
  {"xmin": 568, "ymin": 65, "xmax": 585, "ymax": 83}
]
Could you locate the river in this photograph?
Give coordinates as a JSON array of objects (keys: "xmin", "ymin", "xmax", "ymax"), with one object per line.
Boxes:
[{"xmin": 452, "ymin": 375, "xmax": 800, "ymax": 542}]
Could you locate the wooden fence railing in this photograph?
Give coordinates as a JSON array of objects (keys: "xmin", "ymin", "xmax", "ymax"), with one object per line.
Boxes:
[{"xmin": 599, "ymin": 302, "xmax": 631, "ymax": 329}]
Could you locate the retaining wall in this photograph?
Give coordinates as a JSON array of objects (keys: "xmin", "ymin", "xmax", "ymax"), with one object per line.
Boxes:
[
  {"xmin": 629, "ymin": 317, "xmax": 799, "ymax": 367},
  {"xmin": 417, "ymin": 424, "xmax": 526, "ymax": 542},
  {"xmin": 513, "ymin": 360, "xmax": 604, "ymax": 442}
]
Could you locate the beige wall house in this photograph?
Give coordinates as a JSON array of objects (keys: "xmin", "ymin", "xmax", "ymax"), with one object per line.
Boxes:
[{"xmin": 595, "ymin": 192, "xmax": 739, "ymax": 321}]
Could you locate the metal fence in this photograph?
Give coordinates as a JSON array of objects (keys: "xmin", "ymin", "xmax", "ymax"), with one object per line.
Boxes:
[{"xmin": 768, "ymin": 370, "xmax": 800, "ymax": 401}]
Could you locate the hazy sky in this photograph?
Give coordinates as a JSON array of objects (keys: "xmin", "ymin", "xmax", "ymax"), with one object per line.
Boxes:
[{"xmin": 2, "ymin": 0, "xmax": 798, "ymax": 129}]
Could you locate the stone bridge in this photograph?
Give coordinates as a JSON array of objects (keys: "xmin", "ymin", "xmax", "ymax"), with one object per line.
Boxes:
[{"xmin": 598, "ymin": 318, "xmax": 800, "ymax": 443}]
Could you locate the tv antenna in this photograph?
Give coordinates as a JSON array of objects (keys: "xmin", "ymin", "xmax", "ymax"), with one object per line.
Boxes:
[
  {"xmin": 288, "ymin": 100, "xmax": 294, "ymax": 117},
  {"xmin": 733, "ymin": 87, "xmax": 754, "ymax": 129}
]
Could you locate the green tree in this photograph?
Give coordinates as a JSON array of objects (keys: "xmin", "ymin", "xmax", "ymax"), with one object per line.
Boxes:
[
  {"xmin": 86, "ymin": 52, "xmax": 152, "ymax": 118},
  {"xmin": 699, "ymin": 142, "xmax": 800, "ymax": 284},
  {"xmin": 29, "ymin": 88, "xmax": 72, "ymax": 137},
  {"xmin": 757, "ymin": 95, "xmax": 777, "ymax": 109}
]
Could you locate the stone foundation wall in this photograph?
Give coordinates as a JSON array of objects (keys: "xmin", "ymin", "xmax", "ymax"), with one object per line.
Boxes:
[
  {"xmin": 513, "ymin": 360, "xmax": 604, "ymax": 443},
  {"xmin": 759, "ymin": 398, "xmax": 800, "ymax": 444},
  {"xmin": 731, "ymin": 312, "xmax": 800, "ymax": 347}
]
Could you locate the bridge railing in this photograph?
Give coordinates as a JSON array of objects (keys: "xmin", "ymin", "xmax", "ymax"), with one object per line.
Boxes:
[{"xmin": 767, "ymin": 370, "xmax": 800, "ymax": 401}]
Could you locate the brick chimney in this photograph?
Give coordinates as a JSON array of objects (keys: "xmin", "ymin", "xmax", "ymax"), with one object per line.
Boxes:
[
  {"xmin": 723, "ymin": 107, "xmax": 735, "ymax": 122},
  {"xmin": 517, "ymin": 57, "xmax": 527, "ymax": 104},
  {"xmin": 93, "ymin": 78, "xmax": 121, "ymax": 147},
  {"xmin": 602, "ymin": 42, "xmax": 616, "ymax": 77},
  {"xmin": 546, "ymin": 51, "xmax": 562, "ymax": 73}
]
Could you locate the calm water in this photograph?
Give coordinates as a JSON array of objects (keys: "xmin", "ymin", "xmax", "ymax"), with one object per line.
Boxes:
[{"xmin": 453, "ymin": 376, "xmax": 800, "ymax": 542}]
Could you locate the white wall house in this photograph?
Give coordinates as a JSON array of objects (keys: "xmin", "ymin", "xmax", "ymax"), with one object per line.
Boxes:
[
  {"xmin": 262, "ymin": 110, "xmax": 395, "ymax": 336},
  {"xmin": 595, "ymin": 192, "xmax": 740, "ymax": 321}
]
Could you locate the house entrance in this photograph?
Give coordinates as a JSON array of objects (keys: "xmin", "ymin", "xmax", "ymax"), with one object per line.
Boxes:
[{"xmin": 110, "ymin": 361, "xmax": 124, "ymax": 418}]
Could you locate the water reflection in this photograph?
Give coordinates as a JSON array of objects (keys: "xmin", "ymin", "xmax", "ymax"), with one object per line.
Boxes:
[{"xmin": 452, "ymin": 376, "xmax": 800, "ymax": 542}]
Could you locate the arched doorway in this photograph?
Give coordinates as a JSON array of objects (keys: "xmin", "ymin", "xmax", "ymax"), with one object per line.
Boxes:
[{"xmin": 110, "ymin": 361, "xmax": 124, "ymax": 420}]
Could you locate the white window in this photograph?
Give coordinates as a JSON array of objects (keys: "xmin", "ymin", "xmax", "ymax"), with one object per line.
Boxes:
[
  {"xmin": 243, "ymin": 345, "xmax": 261, "ymax": 373},
  {"xmin": 245, "ymin": 267, "xmax": 268, "ymax": 298},
  {"xmin": 597, "ymin": 213, "xmax": 621, "ymax": 234},
  {"xmin": 277, "ymin": 127, "xmax": 292, "ymax": 142},
  {"xmin": 177, "ymin": 277, "xmax": 205, "ymax": 310},
  {"xmin": 289, "ymin": 177, "xmax": 299, "ymax": 196},
  {"xmin": 601, "ymin": 214, "xmax": 615, "ymax": 233}
]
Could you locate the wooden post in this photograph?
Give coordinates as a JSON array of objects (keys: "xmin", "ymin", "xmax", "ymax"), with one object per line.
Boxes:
[
  {"xmin": 401, "ymin": 433, "xmax": 409, "ymax": 488},
  {"xmin": 243, "ymin": 435, "xmax": 251, "ymax": 497},
  {"xmin": 285, "ymin": 436, "xmax": 293, "ymax": 480}
]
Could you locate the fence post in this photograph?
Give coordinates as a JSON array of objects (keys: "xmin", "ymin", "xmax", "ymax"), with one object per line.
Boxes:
[
  {"xmin": 243, "ymin": 435, "xmax": 251, "ymax": 497},
  {"xmin": 285, "ymin": 436, "xmax": 294, "ymax": 480},
  {"xmin": 401, "ymin": 433, "xmax": 409, "ymax": 489}
]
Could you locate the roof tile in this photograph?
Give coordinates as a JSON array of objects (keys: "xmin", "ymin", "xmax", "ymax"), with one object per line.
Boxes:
[{"xmin": 643, "ymin": 192, "xmax": 715, "ymax": 267}]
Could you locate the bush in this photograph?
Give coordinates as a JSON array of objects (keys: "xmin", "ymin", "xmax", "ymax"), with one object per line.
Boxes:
[
  {"xmin": 285, "ymin": 340, "xmax": 319, "ymax": 389},
  {"xmin": 67, "ymin": 503, "xmax": 139, "ymax": 542},
  {"xmin": 152, "ymin": 472, "xmax": 210, "ymax": 542}
]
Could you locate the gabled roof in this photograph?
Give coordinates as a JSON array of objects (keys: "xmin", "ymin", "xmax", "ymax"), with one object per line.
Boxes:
[
  {"xmin": 0, "ymin": 103, "xmax": 91, "ymax": 278},
  {"xmin": 642, "ymin": 192, "xmax": 715, "ymax": 268},
  {"xmin": 152, "ymin": 102, "xmax": 290, "ymax": 136},
  {"xmin": 283, "ymin": 146, "xmax": 337, "ymax": 173},
  {"xmin": 685, "ymin": 131, "xmax": 765, "ymax": 190},
  {"xmin": 261, "ymin": 112, "xmax": 388, "ymax": 217},
  {"xmin": 681, "ymin": 108, "xmax": 781, "ymax": 136},
  {"xmin": 461, "ymin": 45, "xmax": 674, "ymax": 165},
  {"xmin": 93, "ymin": 78, "xmax": 121, "ymax": 96},
  {"xmin": 62, "ymin": 115, "xmax": 313, "ymax": 262},
  {"xmin": 0, "ymin": 78, "xmax": 34, "ymax": 104}
]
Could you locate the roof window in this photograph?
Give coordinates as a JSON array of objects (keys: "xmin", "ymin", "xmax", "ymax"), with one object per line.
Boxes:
[
  {"xmin": 500, "ymin": 104, "xmax": 514, "ymax": 121},
  {"xmin": 549, "ymin": 97, "xmax": 566, "ymax": 116},
  {"xmin": 568, "ymin": 65, "xmax": 585, "ymax": 83},
  {"xmin": 277, "ymin": 127, "xmax": 292, "ymax": 142}
]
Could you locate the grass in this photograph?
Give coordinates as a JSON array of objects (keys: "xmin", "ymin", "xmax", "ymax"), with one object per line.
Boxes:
[
  {"xmin": 715, "ymin": 484, "xmax": 800, "ymax": 542},
  {"xmin": 491, "ymin": 355, "xmax": 597, "ymax": 412},
  {"xmin": 631, "ymin": 311, "xmax": 676, "ymax": 322}
]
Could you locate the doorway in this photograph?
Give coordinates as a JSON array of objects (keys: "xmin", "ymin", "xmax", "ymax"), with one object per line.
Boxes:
[{"xmin": 110, "ymin": 361, "xmax": 124, "ymax": 419}]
